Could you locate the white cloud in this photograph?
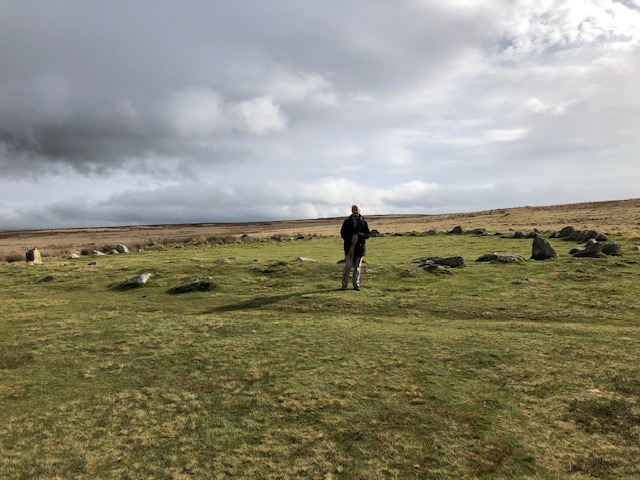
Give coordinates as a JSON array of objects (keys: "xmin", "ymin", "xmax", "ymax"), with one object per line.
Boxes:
[
  {"xmin": 495, "ymin": 0, "xmax": 640, "ymax": 58},
  {"xmin": 163, "ymin": 87, "xmax": 225, "ymax": 137},
  {"xmin": 230, "ymin": 96, "xmax": 287, "ymax": 135},
  {"xmin": 265, "ymin": 70, "xmax": 337, "ymax": 106},
  {"xmin": 163, "ymin": 88, "xmax": 287, "ymax": 136},
  {"xmin": 525, "ymin": 97, "xmax": 566, "ymax": 115}
]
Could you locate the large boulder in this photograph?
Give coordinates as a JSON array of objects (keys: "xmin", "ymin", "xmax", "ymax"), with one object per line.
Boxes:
[
  {"xmin": 26, "ymin": 248, "xmax": 42, "ymax": 264},
  {"xmin": 412, "ymin": 256, "xmax": 465, "ymax": 268},
  {"xmin": 566, "ymin": 230, "xmax": 606, "ymax": 242},
  {"xmin": 555, "ymin": 226, "xmax": 607, "ymax": 242},
  {"xmin": 601, "ymin": 242, "xmax": 622, "ymax": 256},
  {"xmin": 512, "ymin": 230, "xmax": 540, "ymax": 239},
  {"xmin": 556, "ymin": 226, "xmax": 575, "ymax": 238},
  {"xmin": 531, "ymin": 237, "xmax": 557, "ymax": 260},
  {"xmin": 434, "ymin": 256, "xmax": 465, "ymax": 268},
  {"xmin": 116, "ymin": 244, "xmax": 129, "ymax": 253},
  {"xmin": 572, "ymin": 242, "xmax": 603, "ymax": 258},
  {"xmin": 448, "ymin": 226, "xmax": 463, "ymax": 235}
]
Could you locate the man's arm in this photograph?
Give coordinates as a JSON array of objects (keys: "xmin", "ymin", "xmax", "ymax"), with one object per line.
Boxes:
[
  {"xmin": 340, "ymin": 219, "xmax": 349, "ymax": 241},
  {"xmin": 359, "ymin": 220, "xmax": 371, "ymax": 239}
]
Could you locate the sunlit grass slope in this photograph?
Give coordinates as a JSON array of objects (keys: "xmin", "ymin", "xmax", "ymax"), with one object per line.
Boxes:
[{"xmin": 1, "ymin": 234, "xmax": 639, "ymax": 478}]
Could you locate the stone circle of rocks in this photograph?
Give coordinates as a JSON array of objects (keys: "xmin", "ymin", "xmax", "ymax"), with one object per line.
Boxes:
[{"xmin": 476, "ymin": 252, "xmax": 525, "ymax": 263}]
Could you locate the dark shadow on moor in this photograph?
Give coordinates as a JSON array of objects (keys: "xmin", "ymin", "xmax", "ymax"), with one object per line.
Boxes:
[{"xmin": 204, "ymin": 288, "xmax": 342, "ymax": 313}]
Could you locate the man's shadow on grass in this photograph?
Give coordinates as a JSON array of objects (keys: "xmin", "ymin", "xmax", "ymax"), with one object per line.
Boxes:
[{"xmin": 204, "ymin": 287, "xmax": 346, "ymax": 313}]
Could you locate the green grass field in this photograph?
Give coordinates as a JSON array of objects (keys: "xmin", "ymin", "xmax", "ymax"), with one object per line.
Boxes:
[{"xmin": 1, "ymin": 234, "xmax": 639, "ymax": 479}]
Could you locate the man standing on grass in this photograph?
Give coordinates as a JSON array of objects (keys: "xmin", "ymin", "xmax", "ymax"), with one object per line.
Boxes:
[{"xmin": 340, "ymin": 204, "xmax": 371, "ymax": 291}]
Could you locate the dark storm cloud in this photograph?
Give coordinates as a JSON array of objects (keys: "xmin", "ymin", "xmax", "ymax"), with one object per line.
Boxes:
[
  {"xmin": 0, "ymin": 1, "xmax": 485, "ymax": 175},
  {"xmin": 1, "ymin": 1, "xmax": 639, "ymax": 229}
]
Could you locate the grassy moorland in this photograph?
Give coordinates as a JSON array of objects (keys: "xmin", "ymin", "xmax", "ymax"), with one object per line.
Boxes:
[{"xmin": 1, "ymin": 226, "xmax": 639, "ymax": 479}]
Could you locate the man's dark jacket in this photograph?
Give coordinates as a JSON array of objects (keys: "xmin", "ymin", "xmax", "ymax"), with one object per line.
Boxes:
[{"xmin": 341, "ymin": 214, "xmax": 371, "ymax": 257}]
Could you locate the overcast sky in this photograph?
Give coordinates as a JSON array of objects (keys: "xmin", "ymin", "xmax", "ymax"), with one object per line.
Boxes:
[{"xmin": 1, "ymin": 0, "xmax": 638, "ymax": 229}]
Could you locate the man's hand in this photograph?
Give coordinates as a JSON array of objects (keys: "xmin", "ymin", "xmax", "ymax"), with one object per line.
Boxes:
[{"xmin": 351, "ymin": 234, "xmax": 358, "ymax": 244}]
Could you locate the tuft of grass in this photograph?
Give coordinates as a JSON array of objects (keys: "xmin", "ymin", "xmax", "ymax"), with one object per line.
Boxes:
[{"xmin": 3, "ymin": 253, "xmax": 24, "ymax": 263}]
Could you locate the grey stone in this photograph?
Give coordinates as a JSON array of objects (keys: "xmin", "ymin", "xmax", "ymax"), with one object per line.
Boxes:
[
  {"xmin": 601, "ymin": 242, "xmax": 622, "ymax": 256},
  {"xmin": 476, "ymin": 252, "xmax": 525, "ymax": 263},
  {"xmin": 572, "ymin": 242, "xmax": 603, "ymax": 258},
  {"xmin": 425, "ymin": 264, "xmax": 453, "ymax": 274},
  {"xmin": 413, "ymin": 256, "xmax": 465, "ymax": 268},
  {"xmin": 169, "ymin": 276, "xmax": 214, "ymax": 293},
  {"xmin": 449, "ymin": 226, "xmax": 463, "ymax": 235},
  {"xmin": 131, "ymin": 273, "xmax": 153, "ymax": 285},
  {"xmin": 116, "ymin": 244, "xmax": 129, "ymax": 253},
  {"xmin": 26, "ymin": 248, "xmax": 42, "ymax": 264},
  {"xmin": 557, "ymin": 226, "xmax": 575, "ymax": 238},
  {"xmin": 434, "ymin": 256, "xmax": 465, "ymax": 268},
  {"xmin": 565, "ymin": 230, "xmax": 605, "ymax": 242},
  {"xmin": 531, "ymin": 237, "xmax": 557, "ymax": 260}
]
